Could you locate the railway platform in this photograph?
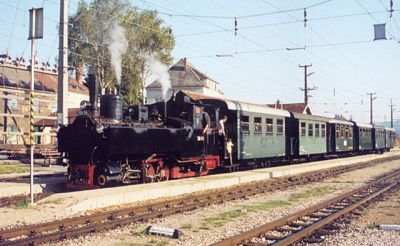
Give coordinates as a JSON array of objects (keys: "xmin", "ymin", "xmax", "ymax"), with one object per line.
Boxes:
[{"xmin": 39, "ymin": 150, "xmax": 400, "ymax": 213}]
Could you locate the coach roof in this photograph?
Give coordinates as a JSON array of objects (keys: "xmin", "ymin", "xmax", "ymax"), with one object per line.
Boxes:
[
  {"xmin": 355, "ymin": 122, "xmax": 373, "ymax": 128},
  {"xmin": 180, "ymin": 90, "xmax": 290, "ymax": 117}
]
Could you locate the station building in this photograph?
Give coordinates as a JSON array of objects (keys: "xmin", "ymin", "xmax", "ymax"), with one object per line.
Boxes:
[
  {"xmin": 0, "ymin": 57, "xmax": 88, "ymax": 147},
  {"xmin": 146, "ymin": 57, "xmax": 223, "ymax": 103}
]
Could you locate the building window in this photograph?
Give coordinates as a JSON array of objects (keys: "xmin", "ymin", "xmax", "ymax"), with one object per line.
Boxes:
[
  {"xmin": 300, "ymin": 122, "xmax": 306, "ymax": 137},
  {"xmin": 315, "ymin": 123, "xmax": 320, "ymax": 137},
  {"xmin": 254, "ymin": 117, "xmax": 262, "ymax": 134},
  {"xmin": 277, "ymin": 119, "xmax": 284, "ymax": 135},
  {"xmin": 308, "ymin": 123, "xmax": 313, "ymax": 137},
  {"xmin": 7, "ymin": 98, "xmax": 18, "ymax": 111},
  {"xmin": 321, "ymin": 124, "xmax": 326, "ymax": 138},
  {"xmin": 33, "ymin": 99, "xmax": 40, "ymax": 113},
  {"xmin": 241, "ymin": 115, "xmax": 249, "ymax": 134},
  {"xmin": 266, "ymin": 118, "xmax": 273, "ymax": 135},
  {"xmin": 49, "ymin": 101, "xmax": 57, "ymax": 113}
]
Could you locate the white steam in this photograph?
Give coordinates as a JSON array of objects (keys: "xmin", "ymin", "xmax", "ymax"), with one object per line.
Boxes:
[
  {"xmin": 107, "ymin": 23, "xmax": 128, "ymax": 84},
  {"xmin": 147, "ymin": 54, "xmax": 171, "ymax": 100}
]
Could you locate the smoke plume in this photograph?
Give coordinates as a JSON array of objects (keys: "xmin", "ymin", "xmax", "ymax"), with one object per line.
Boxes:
[
  {"xmin": 147, "ymin": 54, "xmax": 171, "ymax": 100},
  {"xmin": 107, "ymin": 23, "xmax": 128, "ymax": 84}
]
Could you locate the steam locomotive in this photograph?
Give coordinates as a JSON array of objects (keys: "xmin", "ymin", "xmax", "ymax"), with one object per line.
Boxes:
[{"xmin": 58, "ymin": 73, "xmax": 396, "ymax": 187}]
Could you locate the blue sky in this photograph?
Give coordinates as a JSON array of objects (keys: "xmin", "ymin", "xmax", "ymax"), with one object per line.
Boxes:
[{"xmin": 0, "ymin": 0, "xmax": 398, "ymax": 123}]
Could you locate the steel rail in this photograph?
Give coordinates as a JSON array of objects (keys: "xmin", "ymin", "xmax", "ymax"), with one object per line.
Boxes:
[
  {"xmin": 213, "ymin": 170, "xmax": 400, "ymax": 246},
  {"xmin": 0, "ymin": 156, "xmax": 398, "ymax": 245}
]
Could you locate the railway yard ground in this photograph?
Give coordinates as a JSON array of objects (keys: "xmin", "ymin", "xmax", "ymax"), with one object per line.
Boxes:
[{"xmin": 0, "ymin": 151, "xmax": 399, "ymax": 245}]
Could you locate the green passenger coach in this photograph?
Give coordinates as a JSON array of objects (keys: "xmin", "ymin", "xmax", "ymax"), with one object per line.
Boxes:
[
  {"xmin": 327, "ymin": 119, "xmax": 354, "ymax": 153},
  {"xmin": 234, "ymin": 103, "xmax": 290, "ymax": 160},
  {"xmin": 288, "ymin": 113, "xmax": 330, "ymax": 157},
  {"xmin": 354, "ymin": 123, "xmax": 373, "ymax": 152}
]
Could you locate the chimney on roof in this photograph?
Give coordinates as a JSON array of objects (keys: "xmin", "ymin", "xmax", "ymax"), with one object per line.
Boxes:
[{"xmin": 183, "ymin": 57, "xmax": 188, "ymax": 71}]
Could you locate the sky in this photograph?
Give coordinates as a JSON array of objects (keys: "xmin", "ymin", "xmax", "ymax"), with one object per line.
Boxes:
[{"xmin": 0, "ymin": 0, "xmax": 399, "ymax": 124}]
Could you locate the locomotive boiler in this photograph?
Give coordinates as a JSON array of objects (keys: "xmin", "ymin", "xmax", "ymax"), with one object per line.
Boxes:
[{"xmin": 57, "ymin": 73, "xmax": 222, "ymax": 187}]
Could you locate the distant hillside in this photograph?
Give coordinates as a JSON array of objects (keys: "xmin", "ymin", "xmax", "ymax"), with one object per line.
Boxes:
[{"xmin": 377, "ymin": 120, "xmax": 400, "ymax": 133}]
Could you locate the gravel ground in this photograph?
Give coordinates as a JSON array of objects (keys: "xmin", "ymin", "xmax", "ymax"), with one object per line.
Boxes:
[
  {"xmin": 313, "ymin": 190, "xmax": 400, "ymax": 246},
  {"xmin": 34, "ymin": 159, "xmax": 400, "ymax": 246}
]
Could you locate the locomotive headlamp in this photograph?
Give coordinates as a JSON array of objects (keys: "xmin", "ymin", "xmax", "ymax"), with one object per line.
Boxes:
[
  {"xmin": 96, "ymin": 123, "xmax": 104, "ymax": 134},
  {"xmin": 80, "ymin": 100, "xmax": 91, "ymax": 110}
]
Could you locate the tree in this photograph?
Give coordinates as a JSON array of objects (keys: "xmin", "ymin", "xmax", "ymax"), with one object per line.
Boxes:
[{"xmin": 68, "ymin": 0, "xmax": 175, "ymax": 104}]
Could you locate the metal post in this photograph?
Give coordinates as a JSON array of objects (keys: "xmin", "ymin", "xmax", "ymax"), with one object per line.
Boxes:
[
  {"xmin": 299, "ymin": 64, "xmax": 315, "ymax": 105},
  {"xmin": 57, "ymin": 0, "xmax": 68, "ymax": 125},
  {"xmin": 367, "ymin": 92, "xmax": 377, "ymax": 124},
  {"xmin": 389, "ymin": 99, "xmax": 395, "ymax": 128},
  {"xmin": 29, "ymin": 10, "xmax": 36, "ymax": 205}
]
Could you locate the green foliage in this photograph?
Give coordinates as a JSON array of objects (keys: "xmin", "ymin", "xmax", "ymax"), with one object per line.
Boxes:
[
  {"xmin": 68, "ymin": 0, "xmax": 175, "ymax": 105},
  {"xmin": 13, "ymin": 198, "xmax": 29, "ymax": 209},
  {"xmin": 245, "ymin": 200, "xmax": 292, "ymax": 212},
  {"xmin": 203, "ymin": 209, "xmax": 243, "ymax": 227},
  {"xmin": 289, "ymin": 186, "xmax": 334, "ymax": 202}
]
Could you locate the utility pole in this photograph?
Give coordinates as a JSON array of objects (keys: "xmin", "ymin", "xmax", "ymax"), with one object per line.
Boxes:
[
  {"xmin": 367, "ymin": 92, "xmax": 377, "ymax": 124},
  {"xmin": 299, "ymin": 64, "xmax": 316, "ymax": 105},
  {"xmin": 389, "ymin": 99, "xmax": 395, "ymax": 128},
  {"xmin": 28, "ymin": 7, "xmax": 43, "ymax": 205},
  {"xmin": 57, "ymin": 0, "xmax": 68, "ymax": 125}
]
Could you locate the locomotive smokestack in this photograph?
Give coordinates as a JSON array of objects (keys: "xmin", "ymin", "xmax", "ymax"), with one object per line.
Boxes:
[{"xmin": 86, "ymin": 67, "xmax": 99, "ymax": 116}]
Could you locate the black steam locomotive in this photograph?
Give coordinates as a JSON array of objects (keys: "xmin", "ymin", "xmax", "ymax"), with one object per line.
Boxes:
[
  {"xmin": 58, "ymin": 74, "xmax": 223, "ymax": 187},
  {"xmin": 58, "ymin": 74, "xmax": 396, "ymax": 188}
]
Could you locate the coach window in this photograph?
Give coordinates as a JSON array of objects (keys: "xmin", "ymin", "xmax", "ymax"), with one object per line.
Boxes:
[
  {"xmin": 315, "ymin": 123, "xmax": 320, "ymax": 137},
  {"xmin": 300, "ymin": 122, "xmax": 306, "ymax": 137},
  {"xmin": 254, "ymin": 117, "xmax": 262, "ymax": 134},
  {"xmin": 340, "ymin": 125, "xmax": 345, "ymax": 138},
  {"xmin": 349, "ymin": 127, "xmax": 353, "ymax": 138},
  {"xmin": 345, "ymin": 126, "xmax": 349, "ymax": 138},
  {"xmin": 241, "ymin": 115, "xmax": 250, "ymax": 134},
  {"xmin": 266, "ymin": 118, "xmax": 273, "ymax": 135},
  {"xmin": 277, "ymin": 119, "xmax": 284, "ymax": 135},
  {"xmin": 308, "ymin": 123, "xmax": 313, "ymax": 137},
  {"xmin": 336, "ymin": 125, "xmax": 340, "ymax": 138},
  {"xmin": 321, "ymin": 124, "xmax": 326, "ymax": 138}
]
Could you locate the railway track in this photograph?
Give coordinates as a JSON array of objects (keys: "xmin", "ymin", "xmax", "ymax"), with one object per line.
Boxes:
[
  {"xmin": 0, "ymin": 156, "xmax": 397, "ymax": 246},
  {"xmin": 213, "ymin": 170, "xmax": 400, "ymax": 246}
]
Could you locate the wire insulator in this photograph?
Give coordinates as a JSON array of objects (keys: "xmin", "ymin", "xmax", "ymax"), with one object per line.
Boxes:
[{"xmin": 234, "ymin": 17, "xmax": 238, "ymax": 36}]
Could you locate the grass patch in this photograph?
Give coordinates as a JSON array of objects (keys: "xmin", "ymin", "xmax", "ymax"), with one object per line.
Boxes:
[
  {"xmin": 12, "ymin": 198, "xmax": 29, "ymax": 209},
  {"xmin": 0, "ymin": 164, "xmax": 28, "ymax": 174},
  {"xmin": 289, "ymin": 186, "xmax": 334, "ymax": 202},
  {"xmin": 245, "ymin": 200, "xmax": 292, "ymax": 212},
  {"xmin": 203, "ymin": 209, "xmax": 243, "ymax": 227},
  {"xmin": 198, "ymin": 224, "xmax": 210, "ymax": 230},
  {"xmin": 385, "ymin": 213, "xmax": 396, "ymax": 217},
  {"xmin": 180, "ymin": 223, "xmax": 192, "ymax": 229}
]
